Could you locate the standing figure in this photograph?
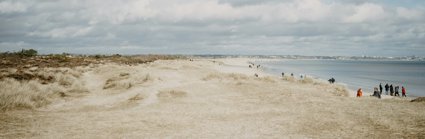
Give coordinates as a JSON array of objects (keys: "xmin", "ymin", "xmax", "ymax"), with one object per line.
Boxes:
[
  {"xmin": 357, "ymin": 88, "xmax": 363, "ymax": 97},
  {"xmin": 291, "ymin": 73, "xmax": 294, "ymax": 77},
  {"xmin": 384, "ymin": 83, "xmax": 389, "ymax": 95},
  {"xmin": 390, "ymin": 84, "xmax": 394, "ymax": 96},
  {"xmin": 402, "ymin": 86, "xmax": 407, "ymax": 97},
  {"xmin": 394, "ymin": 86, "xmax": 400, "ymax": 96},
  {"xmin": 281, "ymin": 72, "xmax": 284, "ymax": 77},
  {"xmin": 379, "ymin": 83, "xmax": 383, "ymax": 95}
]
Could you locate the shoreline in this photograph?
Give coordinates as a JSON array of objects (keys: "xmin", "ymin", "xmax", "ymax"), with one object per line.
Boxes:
[{"xmin": 253, "ymin": 58, "xmax": 423, "ymax": 98}]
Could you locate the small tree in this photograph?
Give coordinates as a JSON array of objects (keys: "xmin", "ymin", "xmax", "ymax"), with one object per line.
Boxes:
[{"xmin": 19, "ymin": 49, "xmax": 38, "ymax": 57}]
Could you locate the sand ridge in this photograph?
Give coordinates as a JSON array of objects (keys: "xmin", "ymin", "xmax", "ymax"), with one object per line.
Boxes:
[{"xmin": 0, "ymin": 58, "xmax": 424, "ymax": 138}]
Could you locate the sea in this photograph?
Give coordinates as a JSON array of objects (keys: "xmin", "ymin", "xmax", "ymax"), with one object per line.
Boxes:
[{"xmin": 257, "ymin": 59, "xmax": 425, "ymax": 97}]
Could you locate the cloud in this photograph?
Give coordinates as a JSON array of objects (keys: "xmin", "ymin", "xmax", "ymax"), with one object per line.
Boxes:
[
  {"xmin": 0, "ymin": 0, "xmax": 425, "ymax": 56},
  {"xmin": 0, "ymin": 1, "xmax": 27, "ymax": 14},
  {"xmin": 28, "ymin": 26, "xmax": 93, "ymax": 38},
  {"xmin": 343, "ymin": 3, "xmax": 386, "ymax": 23},
  {"xmin": 396, "ymin": 7, "xmax": 424, "ymax": 20}
]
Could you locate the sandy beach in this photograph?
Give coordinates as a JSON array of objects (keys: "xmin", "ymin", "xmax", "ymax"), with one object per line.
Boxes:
[{"xmin": 1, "ymin": 58, "xmax": 424, "ymax": 138}]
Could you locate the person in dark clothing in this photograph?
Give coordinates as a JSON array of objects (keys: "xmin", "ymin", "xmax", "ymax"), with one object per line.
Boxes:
[
  {"xmin": 394, "ymin": 86, "xmax": 400, "ymax": 96},
  {"xmin": 379, "ymin": 83, "xmax": 383, "ymax": 95},
  {"xmin": 390, "ymin": 84, "xmax": 394, "ymax": 96},
  {"xmin": 372, "ymin": 87, "xmax": 381, "ymax": 99},
  {"xmin": 291, "ymin": 73, "xmax": 294, "ymax": 77},
  {"xmin": 328, "ymin": 78, "xmax": 335, "ymax": 84},
  {"xmin": 402, "ymin": 86, "xmax": 407, "ymax": 97},
  {"xmin": 281, "ymin": 72, "xmax": 284, "ymax": 77},
  {"xmin": 385, "ymin": 83, "xmax": 389, "ymax": 95}
]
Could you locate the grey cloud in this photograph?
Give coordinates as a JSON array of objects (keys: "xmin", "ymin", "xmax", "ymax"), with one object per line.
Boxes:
[{"xmin": 0, "ymin": 0, "xmax": 424, "ymax": 56}]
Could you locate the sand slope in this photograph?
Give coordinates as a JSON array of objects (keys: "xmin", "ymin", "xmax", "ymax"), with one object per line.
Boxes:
[{"xmin": 1, "ymin": 59, "xmax": 424, "ymax": 138}]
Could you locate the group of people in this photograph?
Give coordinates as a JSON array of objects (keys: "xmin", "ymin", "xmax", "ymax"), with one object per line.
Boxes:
[
  {"xmin": 356, "ymin": 83, "xmax": 407, "ymax": 98},
  {"xmin": 248, "ymin": 63, "xmax": 261, "ymax": 69},
  {"xmin": 382, "ymin": 83, "xmax": 407, "ymax": 97},
  {"xmin": 281, "ymin": 72, "xmax": 293, "ymax": 77}
]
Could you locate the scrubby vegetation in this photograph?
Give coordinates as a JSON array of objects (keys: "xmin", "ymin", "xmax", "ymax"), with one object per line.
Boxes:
[
  {"xmin": 0, "ymin": 50, "xmax": 184, "ymax": 111},
  {"xmin": 1, "ymin": 49, "xmax": 185, "ymax": 69}
]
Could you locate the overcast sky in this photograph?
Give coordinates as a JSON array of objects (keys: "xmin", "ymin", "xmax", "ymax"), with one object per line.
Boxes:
[{"xmin": 1, "ymin": 0, "xmax": 424, "ymax": 56}]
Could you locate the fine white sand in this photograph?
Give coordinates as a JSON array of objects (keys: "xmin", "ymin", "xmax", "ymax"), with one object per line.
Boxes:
[{"xmin": 1, "ymin": 58, "xmax": 424, "ymax": 138}]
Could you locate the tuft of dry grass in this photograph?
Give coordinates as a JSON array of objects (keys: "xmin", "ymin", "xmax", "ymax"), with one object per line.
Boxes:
[
  {"xmin": 103, "ymin": 73, "xmax": 153, "ymax": 90},
  {"xmin": 0, "ymin": 67, "xmax": 90, "ymax": 111},
  {"xmin": 281, "ymin": 76, "xmax": 296, "ymax": 82},
  {"xmin": 411, "ymin": 97, "xmax": 425, "ymax": 102},
  {"xmin": 202, "ymin": 73, "xmax": 249, "ymax": 81},
  {"xmin": 157, "ymin": 90, "xmax": 187, "ymax": 99},
  {"xmin": 0, "ymin": 79, "xmax": 59, "ymax": 111},
  {"xmin": 299, "ymin": 77, "xmax": 314, "ymax": 84},
  {"xmin": 128, "ymin": 94, "xmax": 144, "ymax": 101}
]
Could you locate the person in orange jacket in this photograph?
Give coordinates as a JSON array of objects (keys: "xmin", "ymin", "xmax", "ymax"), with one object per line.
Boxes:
[{"xmin": 357, "ymin": 88, "xmax": 363, "ymax": 97}]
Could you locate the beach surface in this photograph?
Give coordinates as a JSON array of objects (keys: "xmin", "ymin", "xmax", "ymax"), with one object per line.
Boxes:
[{"xmin": 1, "ymin": 58, "xmax": 424, "ymax": 138}]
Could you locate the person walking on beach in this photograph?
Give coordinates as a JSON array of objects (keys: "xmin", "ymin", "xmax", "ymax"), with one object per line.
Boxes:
[
  {"xmin": 372, "ymin": 87, "xmax": 381, "ymax": 99},
  {"xmin": 395, "ymin": 86, "xmax": 400, "ymax": 96},
  {"xmin": 390, "ymin": 84, "xmax": 394, "ymax": 96},
  {"xmin": 385, "ymin": 83, "xmax": 389, "ymax": 95},
  {"xmin": 357, "ymin": 88, "xmax": 363, "ymax": 97},
  {"xmin": 379, "ymin": 83, "xmax": 383, "ymax": 95},
  {"xmin": 402, "ymin": 86, "xmax": 407, "ymax": 97},
  {"xmin": 281, "ymin": 72, "xmax": 284, "ymax": 77}
]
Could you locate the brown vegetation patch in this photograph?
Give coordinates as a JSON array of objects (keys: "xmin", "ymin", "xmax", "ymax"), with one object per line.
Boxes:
[
  {"xmin": 0, "ymin": 54, "xmax": 184, "ymax": 69},
  {"xmin": 202, "ymin": 73, "xmax": 249, "ymax": 81},
  {"xmin": 128, "ymin": 94, "xmax": 144, "ymax": 101},
  {"xmin": 0, "ymin": 72, "xmax": 54, "ymax": 84},
  {"xmin": 411, "ymin": 97, "xmax": 425, "ymax": 102},
  {"xmin": 157, "ymin": 90, "xmax": 187, "ymax": 99}
]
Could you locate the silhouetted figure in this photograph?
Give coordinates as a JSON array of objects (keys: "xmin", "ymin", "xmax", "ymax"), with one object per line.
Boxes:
[
  {"xmin": 291, "ymin": 73, "xmax": 294, "ymax": 77},
  {"xmin": 281, "ymin": 72, "xmax": 284, "ymax": 77},
  {"xmin": 300, "ymin": 74, "xmax": 303, "ymax": 79},
  {"xmin": 385, "ymin": 83, "xmax": 389, "ymax": 95},
  {"xmin": 328, "ymin": 78, "xmax": 335, "ymax": 84},
  {"xmin": 379, "ymin": 83, "xmax": 383, "ymax": 95},
  {"xmin": 372, "ymin": 87, "xmax": 381, "ymax": 99},
  {"xmin": 402, "ymin": 86, "xmax": 407, "ymax": 97},
  {"xmin": 395, "ymin": 86, "xmax": 400, "ymax": 96},
  {"xmin": 390, "ymin": 84, "xmax": 394, "ymax": 96}
]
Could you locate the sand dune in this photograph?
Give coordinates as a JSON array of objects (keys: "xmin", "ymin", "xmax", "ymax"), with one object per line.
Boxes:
[{"xmin": 1, "ymin": 59, "xmax": 424, "ymax": 138}]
